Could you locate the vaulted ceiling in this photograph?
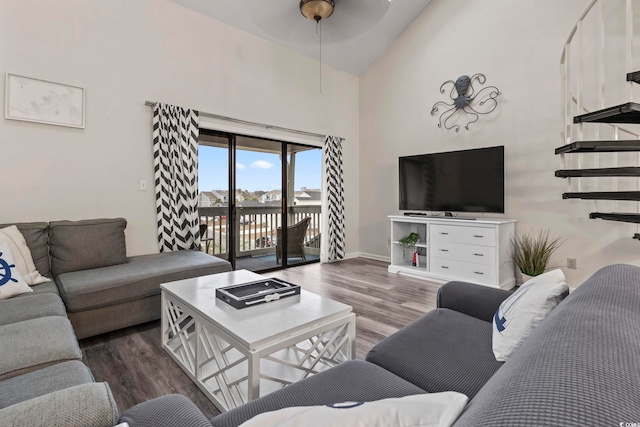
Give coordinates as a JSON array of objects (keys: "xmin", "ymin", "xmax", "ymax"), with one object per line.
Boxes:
[{"xmin": 170, "ymin": 0, "xmax": 432, "ymax": 75}]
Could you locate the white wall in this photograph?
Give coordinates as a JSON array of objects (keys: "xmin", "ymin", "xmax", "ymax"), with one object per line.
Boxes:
[
  {"xmin": 0, "ymin": 0, "xmax": 359, "ymax": 257},
  {"xmin": 359, "ymin": 0, "xmax": 640, "ymax": 286}
]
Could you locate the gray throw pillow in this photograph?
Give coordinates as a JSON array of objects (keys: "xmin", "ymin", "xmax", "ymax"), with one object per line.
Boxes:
[{"xmin": 49, "ymin": 218, "xmax": 127, "ymax": 276}]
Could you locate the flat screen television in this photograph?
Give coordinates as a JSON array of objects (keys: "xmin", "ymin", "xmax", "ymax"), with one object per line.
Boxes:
[{"xmin": 399, "ymin": 146, "xmax": 504, "ymax": 214}]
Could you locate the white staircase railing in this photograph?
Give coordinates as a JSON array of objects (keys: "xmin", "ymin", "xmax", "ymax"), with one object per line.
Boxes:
[{"xmin": 560, "ymin": 0, "xmax": 640, "ymax": 223}]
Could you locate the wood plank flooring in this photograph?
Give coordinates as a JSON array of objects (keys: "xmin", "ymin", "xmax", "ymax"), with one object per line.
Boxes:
[{"xmin": 79, "ymin": 258, "xmax": 442, "ymax": 419}]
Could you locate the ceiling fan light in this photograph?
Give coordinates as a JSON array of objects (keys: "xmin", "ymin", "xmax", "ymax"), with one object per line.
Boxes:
[{"xmin": 300, "ymin": 0, "xmax": 335, "ymax": 21}]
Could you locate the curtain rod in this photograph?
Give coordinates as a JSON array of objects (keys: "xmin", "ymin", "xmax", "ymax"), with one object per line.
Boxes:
[{"xmin": 145, "ymin": 101, "xmax": 343, "ymax": 141}]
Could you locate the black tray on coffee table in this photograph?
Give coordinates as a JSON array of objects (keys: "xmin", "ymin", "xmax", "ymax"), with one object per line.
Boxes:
[{"xmin": 216, "ymin": 278, "xmax": 301, "ymax": 309}]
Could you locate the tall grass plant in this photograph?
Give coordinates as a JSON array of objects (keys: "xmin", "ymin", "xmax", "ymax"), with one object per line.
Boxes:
[{"xmin": 512, "ymin": 229, "xmax": 563, "ymax": 277}]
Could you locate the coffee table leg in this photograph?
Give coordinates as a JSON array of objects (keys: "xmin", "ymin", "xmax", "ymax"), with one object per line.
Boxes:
[
  {"xmin": 347, "ymin": 313, "xmax": 356, "ymax": 359},
  {"xmin": 247, "ymin": 352, "xmax": 261, "ymax": 401}
]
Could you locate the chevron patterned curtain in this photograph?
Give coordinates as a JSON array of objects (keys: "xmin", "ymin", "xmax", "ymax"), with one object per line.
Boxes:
[
  {"xmin": 152, "ymin": 103, "xmax": 200, "ymax": 252},
  {"xmin": 321, "ymin": 135, "xmax": 345, "ymax": 262}
]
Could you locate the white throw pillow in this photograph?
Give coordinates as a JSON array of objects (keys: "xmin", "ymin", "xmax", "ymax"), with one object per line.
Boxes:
[
  {"xmin": 0, "ymin": 243, "xmax": 32, "ymax": 300},
  {"xmin": 238, "ymin": 392, "xmax": 469, "ymax": 427},
  {"xmin": 492, "ymin": 269, "xmax": 568, "ymax": 362},
  {"xmin": 0, "ymin": 225, "xmax": 50, "ymax": 285}
]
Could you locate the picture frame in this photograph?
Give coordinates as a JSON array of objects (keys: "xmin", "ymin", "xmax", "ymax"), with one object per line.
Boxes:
[{"xmin": 5, "ymin": 73, "xmax": 85, "ymax": 128}]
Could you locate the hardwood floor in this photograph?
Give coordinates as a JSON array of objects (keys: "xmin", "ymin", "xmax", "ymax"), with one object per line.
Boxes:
[{"xmin": 79, "ymin": 257, "xmax": 442, "ymax": 419}]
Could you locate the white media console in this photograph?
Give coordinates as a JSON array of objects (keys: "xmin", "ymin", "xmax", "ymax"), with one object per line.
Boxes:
[{"xmin": 388, "ymin": 215, "xmax": 516, "ymax": 290}]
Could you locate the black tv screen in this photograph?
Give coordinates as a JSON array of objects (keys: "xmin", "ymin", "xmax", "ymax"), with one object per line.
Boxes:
[{"xmin": 399, "ymin": 146, "xmax": 504, "ymax": 214}]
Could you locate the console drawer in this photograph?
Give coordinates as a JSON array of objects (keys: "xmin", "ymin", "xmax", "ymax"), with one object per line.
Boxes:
[
  {"xmin": 430, "ymin": 241, "xmax": 495, "ymax": 266},
  {"xmin": 430, "ymin": 224, "xmax": 496, "ymax": 247},
  {"xmin": 430, "ymin": 257, "xmax": 496, "ymax": 286}
]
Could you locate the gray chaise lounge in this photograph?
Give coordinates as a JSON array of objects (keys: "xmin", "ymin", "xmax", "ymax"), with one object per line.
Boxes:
[{"xmin": 2, "ymin": 218, "xmax": 232, "ymax": 338}]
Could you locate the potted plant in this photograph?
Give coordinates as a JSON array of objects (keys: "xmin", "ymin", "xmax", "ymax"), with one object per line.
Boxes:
[
  {"xmin": 399, "ymin": 232, "xmax": 421, "ymax": 266},
  {"xmin": 512, "ymin": 228, "xmax": 563, "ymax": 284},
  {"xmin": 399, "ymin": 232, "xmax": 421, "ymax": 247}
]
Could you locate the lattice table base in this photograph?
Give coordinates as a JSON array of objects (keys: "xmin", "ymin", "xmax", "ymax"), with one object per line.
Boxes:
[{"xmin": 162, "ymin": 292, "xmax": 355, "ymax": 411}]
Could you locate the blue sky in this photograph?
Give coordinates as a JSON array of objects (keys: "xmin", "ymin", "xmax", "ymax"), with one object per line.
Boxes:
[{"xmin": 198, "ymin": 146, "xmax": 321, "ymax": 192}]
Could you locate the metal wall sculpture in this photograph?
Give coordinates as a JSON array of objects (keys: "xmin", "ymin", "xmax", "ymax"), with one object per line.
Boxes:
[{"xmin": 431, "ymin": 74, "xmax": 501, "ymax": 132}]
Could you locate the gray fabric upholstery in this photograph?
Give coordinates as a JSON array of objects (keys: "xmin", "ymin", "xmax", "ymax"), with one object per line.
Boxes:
[
  {"xmin": 0, "ymin": 360, "xmax": 94, "ymax": 409},
  {"xmin": 0, "ymin": 316, "xmax": 82, "ymax": 380},
  {"xmin": 453, "ymin": 264, "xmax": 640, "ymax": 427},
  {"xmin": 121, "ymin": 394, "xmax": 212, "ymax": 427},
  {"xmin": 0, "ymin": 293, "xmax": 66, "ymax": 326},
  {"xmin": 49, "ymin": 217, "xmax": 128, "ymax": 276},
  {"xmin": 437, "ymin": 280, "xmax": 512, "ymax": 322},
  {"xmin": 22, "ymin": 280, "xmax": 59, "ymax": 296},
  {"xmin": 0, "ymin": 221, "xmax": 50, "ymax": 278},
  {"xmin": 68, "ymin": 294, "xmax": 161, "ymax": 340},
  {"xmin": 0, "ymin": 382, "xmax": 118, "ymax": 427},
  {"xmin": 56, "ymin": 250, "xmax": 231, "ymax": 312},
  {"xmin": 210, "ymin": 360, "xmax": 425, "ymax": 427},
  {"xmin": 366, "ymin": 308, "xmax": 503, "ymax": 398}
]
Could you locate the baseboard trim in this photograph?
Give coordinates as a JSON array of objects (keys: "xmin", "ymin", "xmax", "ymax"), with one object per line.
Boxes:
[
  {"xmin": 344, "ymin": 252, "xmax": 360, "ymax": 260},
  {"xmin": 353, "ymin": 252, "xmax": 391, "ymax": 263}
]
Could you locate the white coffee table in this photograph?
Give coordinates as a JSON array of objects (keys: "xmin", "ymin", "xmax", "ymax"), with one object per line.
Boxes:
[{"xmin": 160, "ymin": 270, "xmax": 356, "ymax": 412}]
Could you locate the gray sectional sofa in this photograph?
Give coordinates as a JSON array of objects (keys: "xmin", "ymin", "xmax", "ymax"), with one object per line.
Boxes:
[
  {"xmin": 1, "ymin": 218, "xmax": 232, "ymax": 338},
  {"xmin": 121, "ymin": 264, "xmax": 640, "ymax": 426},
  {"xmin": 0, "ymin": 218, "xmax": 231, "ymax": 426}
]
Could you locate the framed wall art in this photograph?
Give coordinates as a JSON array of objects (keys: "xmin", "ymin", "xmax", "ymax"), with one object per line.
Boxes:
[{"xmin": 5, "ymin": 73, "xmax": 85, "ymax": 128}]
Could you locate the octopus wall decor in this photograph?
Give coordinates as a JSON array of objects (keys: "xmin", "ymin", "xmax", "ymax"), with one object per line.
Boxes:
[{"xmin": 431, "ymin": 74, "xmax": 501, "ymax": 132}]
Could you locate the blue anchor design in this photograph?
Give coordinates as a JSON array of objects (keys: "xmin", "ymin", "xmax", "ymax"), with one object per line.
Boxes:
[
  {"xmin": 0, "ymin": 251, "xmax": 19, "ymax": 286},
  {"xmin": 494, "ymin": 309, "xmax": 507, "ymax": 333}
]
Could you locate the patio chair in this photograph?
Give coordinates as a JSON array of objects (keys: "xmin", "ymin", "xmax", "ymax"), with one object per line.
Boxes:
[
  {"xmin": 276, "ymin": 217, "xmax": 311, "ymax": 264},
  {"xmin": 199, "ymin": 223, "xmax": 211, "ymax": 254}
]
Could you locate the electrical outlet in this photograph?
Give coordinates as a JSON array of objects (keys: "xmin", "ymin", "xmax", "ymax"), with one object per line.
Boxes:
[{"xmin": 567, "ymin": 258, "xmax": 577, "ymax": 269}]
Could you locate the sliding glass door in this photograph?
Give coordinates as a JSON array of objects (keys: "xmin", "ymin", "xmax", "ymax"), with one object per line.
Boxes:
[
  {"xmin": 234, "ymin": 137, "xmax": 283, "ymax": 271},
  {"xmin": 198, "ymin": 130, "xmax": 322, "ymax": 272},
  {"xmin": 286, "ymin": 143, "xmax": 322, "ymax": 267},
  {"xmin": 197, "ymin": 132, "xmax": 233, "ymax": 265}
]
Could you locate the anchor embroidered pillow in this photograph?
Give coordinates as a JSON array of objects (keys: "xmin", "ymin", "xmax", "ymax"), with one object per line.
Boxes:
[
  {"xmin": 492, "ymin": 269, "xmax": 568, "ymax": 362},
  {"xmin": 0, "ymin": 243, "xmax": 32, "ymax": 300},
  {"xmin": 0, "ymin": 225, "xmax": 50, "ymax": 285}
]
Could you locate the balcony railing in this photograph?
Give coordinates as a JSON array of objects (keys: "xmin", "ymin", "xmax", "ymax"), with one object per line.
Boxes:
[{"xmin": 198, "ymin": 205, "xmax": 322, "ymax": 259}]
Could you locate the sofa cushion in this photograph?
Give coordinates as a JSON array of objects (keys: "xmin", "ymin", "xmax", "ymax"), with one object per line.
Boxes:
[
  {"xmin": 0, "ymin": 382, "xmax": 118, "ymax": 427},
  {"xmin": 452, "ymin": 264, "xmax": 640, "ymax": 427},
  {"xmin": 0, "ymin": 226, "xmax": 50, "ymax": 285},
  {"xmin": 0, "ymin": 360, "xmax": 94, "ymax": 409},
  {"xmin": 0, "ymin": 222, "xmax": 50, "ymax": 279},
  {"xmin": 16, "ymin": 280, "xmax": 60, "ymax": 297},
  {"xmin": 0, "ymin": 316, "xmax": 82, "ymax": 380},
  {"xmin": 0, "ymin": 244, "xmax": 32, "ymax": 300},
  {"xmin": 0, "ymin": 293, "xmax": 66, "ymax": 326},
  {"xmin": 366, "ymin": 308, "xmax": 503, "ymax": 399},
  {"xmin": 210, "ymin": 360, "xmax": 426, "ymax": 427},
  {"xmin": 120, "ymin": 395, "xmax": 213, "ymax": 427},
  {"xmin": 56, "ymin": 250, "xmax": 232, "ymax": 312},
  {"xmin": 49, "ymin": 218, "xmax": 127, "ymax": 276}
]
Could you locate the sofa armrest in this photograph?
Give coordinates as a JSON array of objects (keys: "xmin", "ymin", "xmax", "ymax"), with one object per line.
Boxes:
[
  {"xmin": 437, "ymin": 281, "xmax": 512, "ymax": 322},
  {"xmin": 119, "ymin": 394, "xmax": 212, "ymax": 427},
  {"xmin": 0, "ymin": 382, "xmax": 118, "ymax": 427}
]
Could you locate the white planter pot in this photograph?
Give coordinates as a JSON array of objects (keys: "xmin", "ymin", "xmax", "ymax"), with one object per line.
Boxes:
[{"xmin": 516, "ymin": 270, "xmax": 535, "ymax": 286}]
